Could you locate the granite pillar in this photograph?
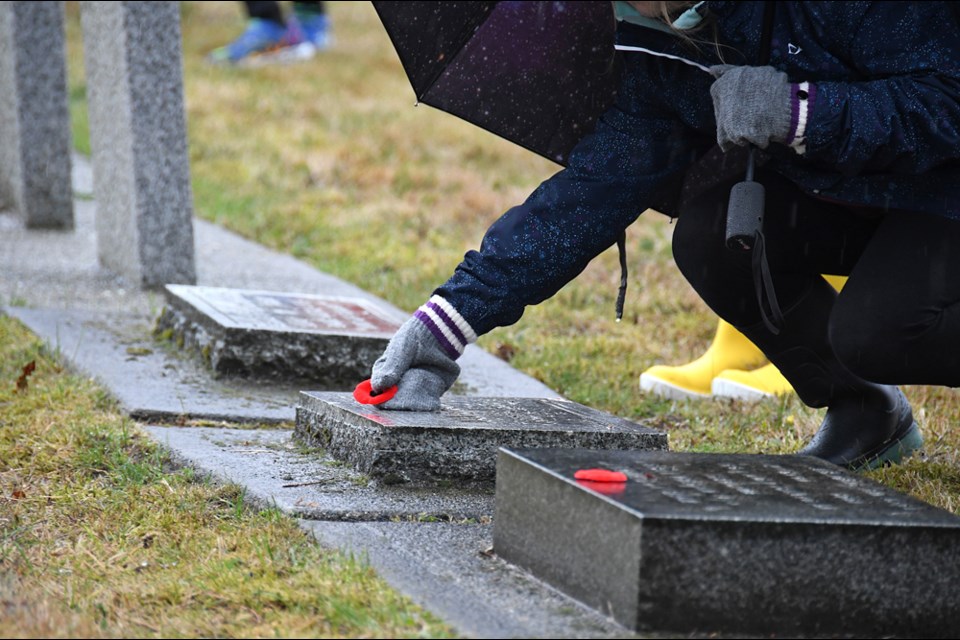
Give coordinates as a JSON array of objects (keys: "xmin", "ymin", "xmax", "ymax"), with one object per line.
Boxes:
[
  {"xmin": 0, "ymin": 1, "xmax": 74, "ymax": 229},
  {"xmin": 80, "ymin": 1, "xmax": 196, "ymax": 288}
]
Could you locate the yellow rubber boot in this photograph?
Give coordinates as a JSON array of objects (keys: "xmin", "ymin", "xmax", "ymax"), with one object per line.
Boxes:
[
  {"xmin": 640, "ymin": 276, "xmax": 847, "ymax": 401},
  {"xmin": 711, "ymin": 363, "xmax": 793, "ymax": 401},
  {"xmin": 823, "ymin": 274, "xmax": 847, "ymax": 291},
  {"xmin": 639, "ymin": 320, "xmax": 768, "ymax": 400}
]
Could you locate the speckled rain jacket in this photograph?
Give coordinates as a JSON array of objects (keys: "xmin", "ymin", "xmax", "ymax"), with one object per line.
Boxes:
[{"xmin": 423, "ymin": 1, "xmax": 960, "ymax": 354}]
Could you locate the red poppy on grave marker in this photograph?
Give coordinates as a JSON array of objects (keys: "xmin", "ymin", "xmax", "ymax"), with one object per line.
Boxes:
[
  {"xmin": 353, "ymin": 379, "xmax": 398, "ymax": 405},
  {"xmin": 576, "ymin": 479, "xmax": 627, "ymax": 497},
  {"xmin": 574, "ymin": 468, "xmax": 628, "ymax": 483}
]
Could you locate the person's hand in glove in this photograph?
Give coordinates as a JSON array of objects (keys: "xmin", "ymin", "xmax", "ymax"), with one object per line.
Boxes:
[
  {"xmin": 370, "ymin": 296, "xmax": 476, "ymax": 411},
  {"xmin": 710, "ymin": 65, "xmax": 812, "ymax": 153}
]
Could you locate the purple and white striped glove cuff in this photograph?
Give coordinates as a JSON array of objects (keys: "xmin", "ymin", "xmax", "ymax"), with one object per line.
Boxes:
[
  {"xmin": 786, "ymin": 81, "xmax": 817, "ymax": 155},
  {"xmin": 413, "ymin": 295, "xmax": 478, "ymax": 360}
]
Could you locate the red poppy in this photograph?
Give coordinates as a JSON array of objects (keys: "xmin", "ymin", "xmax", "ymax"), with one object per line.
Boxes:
[
  {"xmin": 353, "ymin": 379, "xmax": 398, "ymax": 405},
  {"xmin": 574, "ymin": 468, "xmax": 628, "ymax": 483}
]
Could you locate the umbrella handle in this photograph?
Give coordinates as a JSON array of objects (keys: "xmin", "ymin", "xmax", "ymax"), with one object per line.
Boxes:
[
  {"xmin": 724, "ymin": 147, "xmax": 784, "ymax": 334},
  {"xmin": 725, "ymin": 147, "xmax": 764, "ymax": 251}
]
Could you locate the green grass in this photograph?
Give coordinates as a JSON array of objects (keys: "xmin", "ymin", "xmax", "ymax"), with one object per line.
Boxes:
[
  {"xmin": 64, "ymin": 4, "xmax": 88, "ymax": 156},
  {"xmin": 10, "ymin": 1, "xmax": 960, "ymax": 635},
  {"xmin": 0, "ymin": 316, "xmax": 452, "ymax": 638}
]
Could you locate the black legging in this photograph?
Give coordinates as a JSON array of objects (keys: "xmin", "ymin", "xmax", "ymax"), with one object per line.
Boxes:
[{"xmin": 671, "ymin": 161, "xmax": 960, "ymax": 387}]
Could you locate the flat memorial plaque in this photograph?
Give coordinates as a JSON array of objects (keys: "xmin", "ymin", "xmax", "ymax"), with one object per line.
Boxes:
[
  {"xmin": 156, "ymin": 285, "xmax": 401, "ymax": 386},
  {"xmin": 494, "ymin": 448, "xmax": 960, "ymax": 637},
  {"xmin": 294, "ymin": 392, "xmax": 667, "ymax": 484}
]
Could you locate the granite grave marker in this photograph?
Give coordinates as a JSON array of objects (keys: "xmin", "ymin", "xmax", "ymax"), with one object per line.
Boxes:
[
  {"xmin": 295, "ymin": 392, "xmax": 667, "ymax": 484},
  {"xmin": 157, "ymin": 285, "xmax": 400, "ymax": 386},
  {"xmin": 494, "ymin": 447, "xmax": 960, "ymax": 637}
]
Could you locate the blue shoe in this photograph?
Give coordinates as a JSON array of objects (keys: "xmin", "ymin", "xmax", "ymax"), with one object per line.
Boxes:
[
  {"xmin": 208, "ymin": 18, "xmax": 306, "ymax": 65},
  {"xmin": 294, "ymin": 10, "xmax": 331, "ymax": 50}
]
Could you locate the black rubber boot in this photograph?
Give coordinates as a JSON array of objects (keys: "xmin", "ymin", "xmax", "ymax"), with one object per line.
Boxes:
[
  {"xmin": 798, "ymin": 386, "xmax": 922, "ymax": 470},
  {"xmin": 737, "ymin": 278, "xmax": 923, "ymax": 470}
]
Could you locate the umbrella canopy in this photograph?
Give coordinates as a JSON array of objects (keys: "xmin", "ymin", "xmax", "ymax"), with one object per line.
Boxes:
[{"xmin": 372, "ymin": 1, "xmax": 621, "ymax": 166}]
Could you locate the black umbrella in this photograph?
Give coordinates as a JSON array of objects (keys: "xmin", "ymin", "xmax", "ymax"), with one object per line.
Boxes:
[{"xmin": 372, "ymin": 1, "xmax": 620, "ymax": 166}]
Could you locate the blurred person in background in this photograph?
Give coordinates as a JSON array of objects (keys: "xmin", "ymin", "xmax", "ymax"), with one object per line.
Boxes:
[{"xmin": 208, "ymin": 1, "xmax": 330, "ymax": 66}]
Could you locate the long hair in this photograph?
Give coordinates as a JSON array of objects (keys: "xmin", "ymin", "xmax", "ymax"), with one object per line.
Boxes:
[
  {"xmin": 648, "ymin": 1, "xmax": 700, "ymax": 24},
  {"xmin": 625, "ymin": 1, "xmax": 724, "ymax": 59}
]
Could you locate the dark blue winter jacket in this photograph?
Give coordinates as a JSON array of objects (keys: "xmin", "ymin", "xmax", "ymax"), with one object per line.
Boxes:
[{"xmin": 434, "ymin": 1, "xmax": 960, "ymax": 340}]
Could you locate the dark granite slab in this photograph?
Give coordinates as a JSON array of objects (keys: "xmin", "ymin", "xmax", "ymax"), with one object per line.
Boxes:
[
  {"xmin": 494, "ymin": 448, "xmax": 960, "ymax": 637},
  {"xmin": 156, "ymin": 285, "xmax": 400, "ymax": 386},
  {"xmin": 295, "ymin": 392, "xmax": 667, "ymax": 484}
]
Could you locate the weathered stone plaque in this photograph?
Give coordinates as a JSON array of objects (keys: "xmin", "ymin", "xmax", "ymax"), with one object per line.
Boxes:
[
  {"xmin": 494, "ymin": 448, "xmax": 960, "ymax": 637},
  {"xmin": 156, "ymin": 285, "xmax": 400, "ymax": 385},
  {"xmin": 294, "ymin": 392, "xmax": 667, "ymax": 484}
]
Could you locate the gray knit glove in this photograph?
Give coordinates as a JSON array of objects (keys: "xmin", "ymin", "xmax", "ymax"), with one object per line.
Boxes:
[
  {"xmin": 371, "ymin": 317, "xmax": 461, "ymax": 411},
  {"xmin": 710, "ymin": 65, "xmax": 792, "ymax": 151}
]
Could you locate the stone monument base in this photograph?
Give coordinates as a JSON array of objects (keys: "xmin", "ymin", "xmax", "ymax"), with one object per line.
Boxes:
[
  {"xmin": 294, "ymin": 392, "xmax": 667, "ymax": 484},
  {"xmin": 494, "ymin": 448, "xmax": 960, "ymax": 637},
  {"xmin": 156, "ymin": 285, "xmax": 400, "ymax": 386}
]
